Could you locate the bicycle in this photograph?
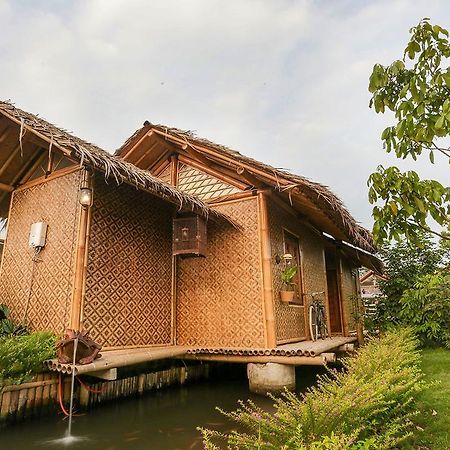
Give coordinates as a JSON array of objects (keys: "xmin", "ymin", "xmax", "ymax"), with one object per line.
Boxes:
[{"xmin": 307, "ymin": 291, "xmax": 328, "ymax": 341}]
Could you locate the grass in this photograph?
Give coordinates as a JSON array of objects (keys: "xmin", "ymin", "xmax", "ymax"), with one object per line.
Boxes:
[{"xmin": 403, "ymin": 347, "xmax": 450, "ymax": 450}]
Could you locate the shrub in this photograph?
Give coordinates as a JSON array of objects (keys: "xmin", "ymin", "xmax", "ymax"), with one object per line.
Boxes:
[
  {"xmin": 376, "ymin": 235, "xmax": 448, "ymax": 327},
  {"xmin": 200, "ymin": 328, "xmax": 425, "ymax": 449},
  {"xmin": 400, "ymin": 271, "xmax": 450, "ymax": 348},
  {"xmin": 0, "ymin": 331, "xmax": 57, "ymax": 386},
  {"xmin": 0, "ymin": 304, "xmax": 27, "ymax": 337}
]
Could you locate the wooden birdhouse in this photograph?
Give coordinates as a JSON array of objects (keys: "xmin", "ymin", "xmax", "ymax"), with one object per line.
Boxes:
[{"xmin": 173, "ymin": 216, "xmax": 207, "ymax": 257}]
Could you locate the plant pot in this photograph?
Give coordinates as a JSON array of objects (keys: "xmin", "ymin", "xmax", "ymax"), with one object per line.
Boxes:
[{"xmin": 280, "ymin": 290, "xmax": 295, "ymax": 303}]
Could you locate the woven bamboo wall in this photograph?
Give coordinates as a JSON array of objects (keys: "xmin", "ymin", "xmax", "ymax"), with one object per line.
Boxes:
[
  {"xmin": 177, "ymin": 163, "xmax": 241, "ymax": 201},
  {"xmin": 339, "ymin": 257, "xmax": 358, "ymax": 334},
  {"xmin": 0, "ymin": 171, "xmax": 81, "ymax": 334},
  {"xmin": 82, "ymin": 174, "xmax": 174, "ymax": 348},
  {"xmin": 268, "ymin": 200, "xmax": 328, "ymax": 344},
  {"xmin": 176, "ymin": 197, "xmax": 265, "ymax": 348}
]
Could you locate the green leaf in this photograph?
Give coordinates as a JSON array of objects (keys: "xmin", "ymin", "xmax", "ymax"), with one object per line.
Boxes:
[
  {"xmin": 435, "ymin": 115, "xmax": 445, "ymax": 129},
  {"xmin": 389, "ymin": 201, "xmax": 398, "ymax": 215},
  {"xmin": 414, "ymin": 197, "xmax": 426, "ymax": 213},
  {"xmin": 429, "ymin": 151, "xmax": 435, "ymax": 163}
]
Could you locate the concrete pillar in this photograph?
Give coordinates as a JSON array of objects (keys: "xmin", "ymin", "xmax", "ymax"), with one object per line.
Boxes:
[{"xmin": 247, "ymin": 363, "xmax": 296, "ymax": 394}]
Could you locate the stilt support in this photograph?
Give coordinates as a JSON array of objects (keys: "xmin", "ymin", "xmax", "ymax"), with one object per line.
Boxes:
[{"xmin": 247, "ymin": 363, "xmax": 295, "ymax": 395}]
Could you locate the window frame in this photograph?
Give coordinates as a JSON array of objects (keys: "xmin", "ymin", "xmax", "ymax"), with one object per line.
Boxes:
[{"xmin": 282, "ymin": 228, "xmax": 305, "ymax": 306}]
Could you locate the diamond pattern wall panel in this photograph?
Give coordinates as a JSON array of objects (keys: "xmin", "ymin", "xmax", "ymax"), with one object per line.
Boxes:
[
  {"xmin": 177, "ymin": 164, "xmax": 241, "ymax": 201},
  {"xmin": 82, "ymin": 174, "xmax": 174, "ymax": 348},
  {"xmin": 0, "ymin": 171, "xmax": 81, "ymax": 334},
  {"xmin": 176, "ymin": 197, "xmax": 265, "ymax": 348},
  {"xmin": 268, "ymin": 200, "xmax": 328, "ymax": 343}
]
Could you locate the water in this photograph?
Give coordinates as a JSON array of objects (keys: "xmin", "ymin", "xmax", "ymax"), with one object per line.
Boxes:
[
  {"xmin": 0, "ymin": 365, "xmax": 324, "ymax": 450},
  {"xmin": 67, "ymin": 337, "xmax": 79, "ymax": 439}
]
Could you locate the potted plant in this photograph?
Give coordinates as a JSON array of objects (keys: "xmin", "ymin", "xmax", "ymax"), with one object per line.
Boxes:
[{"xmin": 280, "ymin": 265, "xmax": 298, "ymax": 302}]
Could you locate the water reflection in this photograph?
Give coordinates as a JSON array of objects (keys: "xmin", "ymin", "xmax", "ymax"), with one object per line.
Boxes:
[{"xmin": 1, "ymin": 365, "xmax": 324, "ymax": 450}]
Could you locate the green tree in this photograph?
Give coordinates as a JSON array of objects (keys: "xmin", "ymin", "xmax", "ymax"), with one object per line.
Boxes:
[
  {"xmin": 368, "ymin": 18, "xmax": 450, "ymax": 244},
  {"xmin": 400, "ymin": 271, "xmax": 450, "ymax": 347},
  {"xmin": 376, "ymin": 233, "xmax": 449, "ymax": 326}
]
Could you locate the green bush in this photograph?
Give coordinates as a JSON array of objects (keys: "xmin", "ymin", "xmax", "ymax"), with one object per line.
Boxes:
[
  {"xmin": 0, "ymin": 304, "xmax": 27, "ymax": 337},
  {"xmin": 200, "ymin": 328, "xmax": 425, "ymax": 449},
  {"xmin": 376, "ymin": 235, "xmax": 448, "ymax": 328},
  {"xmin": 400, "ymin": 271, "xmax": 450, "ymax": 348},
  {"xmin": 0, "ymin": 331, "xmax": 57, "ymax": 386}
]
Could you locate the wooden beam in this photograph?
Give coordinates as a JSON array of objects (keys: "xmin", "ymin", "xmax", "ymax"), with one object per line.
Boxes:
[
  {"xmin": 121, "ymin": 130, "xmax": 154, "ymax": 160},
  {"xmin": 16, "ymin": 149, "xmax": 47, "ymax": 185},
  {"xmin": 14, "ymin": 166, "xmax": 80, "ymax": 193},
  {"xmin": 207, "ymin": 190, "xmax": 257, "ymax": 205},
  {"xmin": 0, "ymin": 183, "xmax": 14, "ymax": 192},
  {"xmin": 45, "ymin": 148, "xmax": 54, "ymax": 176},
  {"xmin": 153, "ymin": 159, "xmax": 171, "ymax": 177},
  {"xmin": 258, "ymin": 192, "xmax": 276, "ymax": 348},
  {"xmin": 0, "ymin": 126, "xmax": 12, "ymax": 145},
  {"xmin": 0, "ymin": 109, "xmax": 72, "ymax": 158},
  {"xmin": 0, "ymin": 132, "xmax": 29, "ymax": 178},
  {"xmin": 170, "ymin": 154, "xmax": 178, "ymax": 186},
  {"xmin": 134, "ymin": 140, "xmax": 159, "ymax": 166}
]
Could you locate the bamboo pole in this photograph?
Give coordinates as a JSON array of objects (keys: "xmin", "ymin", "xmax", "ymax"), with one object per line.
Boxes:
[
  {"xmin": 0, "ymin": 391, "xmax": 11, "ymax": 418},
  {"xmin": 34, "ymin": 374, "xmax": 44, "ymax": 416},
  {"xmin": 1, "ymin": 378, "xmax": 58, "ymax": 392},
  {"xmin": 183, "ymin": 354, "xmax": 328, "ymax": 365},
  {"xmin": 258, "ymin": 192, "xmax": 276, "ymax": 348},
  {"xmin": 42, "ymin": 373, "xmax": 51, "ymax": 409},
  {"xmin": 0, "ymin": 182, "xmax": 14, "ymax": 192},
  {"xmin": 70, "ymin": 168, "xmax": 93, "ymax": 330}
]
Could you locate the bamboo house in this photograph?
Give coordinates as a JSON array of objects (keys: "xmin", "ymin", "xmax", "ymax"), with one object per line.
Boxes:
[{"xmin": 0, "ymin": 101, "xmax": 382, "ymax": 392}]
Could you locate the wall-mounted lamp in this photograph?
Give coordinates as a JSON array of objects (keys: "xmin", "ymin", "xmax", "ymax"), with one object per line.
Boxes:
[
  {"xmin": 79, "ymin": 187, "xmax": 93, "ymax": 207},
  {"xmin": 79, "ymin": 168, "xmax": 93, "ymax": 208},
  {"xmin": 283, "ymin": 253, "xmax": 293, "ymax": 265}
]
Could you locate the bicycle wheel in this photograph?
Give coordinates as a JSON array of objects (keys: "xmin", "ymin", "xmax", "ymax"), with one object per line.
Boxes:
[
  {"xmin": 309, "ymin": 305, "xmax": 317, "ymax": 341},
  {"xmin": 318, "ymin": 309, "xmax": 328, "ymax": 339}
]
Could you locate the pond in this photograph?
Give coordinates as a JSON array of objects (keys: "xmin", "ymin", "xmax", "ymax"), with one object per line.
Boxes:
[{"xmin": 1, "ymin": 365, "xmax": 324, "ymax": 450}]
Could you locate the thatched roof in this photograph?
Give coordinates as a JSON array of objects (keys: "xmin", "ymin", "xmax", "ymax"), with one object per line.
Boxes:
[
  {"xmin": 0, "ymin": 101, "xmax": 227, "ymax": 221},
  {"xmin": 117, "ymin": 123, "xmax": 377, "ymax": 254}
]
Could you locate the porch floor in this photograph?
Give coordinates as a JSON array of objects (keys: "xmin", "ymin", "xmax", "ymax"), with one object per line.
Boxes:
[{"xmin": 45, "ymin": 336, "xmax": 357, "ymax": 377}]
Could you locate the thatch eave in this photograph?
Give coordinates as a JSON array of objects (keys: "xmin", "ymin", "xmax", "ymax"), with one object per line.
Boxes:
[
  {"xmin": 0, "ymin": 101, "xmax": 231, "ymax": 224},
  {"xmin": 116, "ymin": 122, "xmax": 377, "ymax": 254}
]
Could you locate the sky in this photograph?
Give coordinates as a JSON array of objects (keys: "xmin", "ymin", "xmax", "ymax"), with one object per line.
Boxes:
[{"xmin": 1, "ymin": 0, "xmax": 450, "ymax": 229}]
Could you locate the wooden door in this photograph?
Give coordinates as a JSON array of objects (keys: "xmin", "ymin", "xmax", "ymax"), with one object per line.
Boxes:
[{"xmin": 325, "ymin": 250, "xmax": 343, "ymax": 334}]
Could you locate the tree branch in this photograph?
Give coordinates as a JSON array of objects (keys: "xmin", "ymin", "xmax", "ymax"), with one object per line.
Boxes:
[{"xmin": 406, "ymin": 220, "xmax": 450, "ymax": 240}]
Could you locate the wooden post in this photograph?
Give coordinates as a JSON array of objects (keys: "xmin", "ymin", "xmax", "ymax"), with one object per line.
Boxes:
[
  {"xmin": 337, "ymin": 251, "xmax": 347, "ymax": 336},
  {"xmin": 70, "ymin": 168, "xmax": 93, "ymax": 330},
  {"xmin": 322, "ymin": 249, "xmax": 332, "ymax": 340},
  {"xmin": 170, "ymin": 154, "xmax": 178, "ymax": 344},
  {"xmin": 170, "ymin": 154, "xmax": 178, "ymax": 186},
  {"xmin": 258, "ymin": 192, "xmax": 276, "ymax": 348},
  {"xmin": 45, "ymin": 149, "xmax": 54, "ymax": 177}
]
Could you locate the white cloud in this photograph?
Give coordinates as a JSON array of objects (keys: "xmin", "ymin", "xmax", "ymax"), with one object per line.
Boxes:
[{"xmin": 1, "ymin": 0, "xmax": 449, "ymax": 228}]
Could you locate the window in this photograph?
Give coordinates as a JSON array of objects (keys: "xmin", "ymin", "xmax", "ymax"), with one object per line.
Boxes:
[{"xmin": 283, "ymin": 230, "xmax": 304, "ymax": 305}]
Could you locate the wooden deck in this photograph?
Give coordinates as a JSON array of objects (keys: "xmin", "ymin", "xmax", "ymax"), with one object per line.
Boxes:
[
  {"xmin": 184, "ymin": 336, "xmax": 357, "ymax": 365},
  {"xmin": 46, "ymin": 336, "xmax": 357, "ymax": 378},
  {"xmin": 45, "ymin": 346, "xmax": 189, "ymax": 377}
]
